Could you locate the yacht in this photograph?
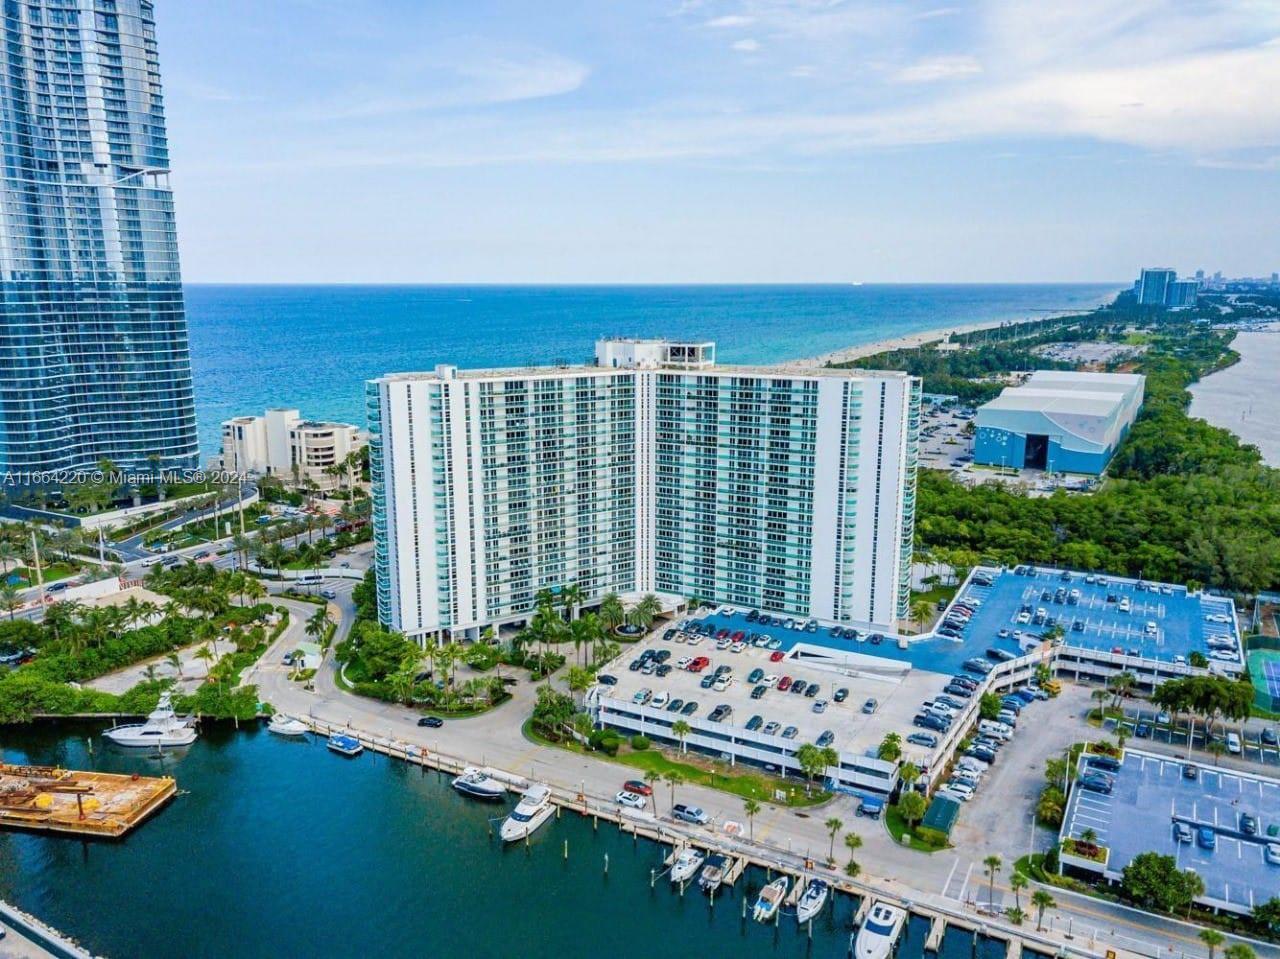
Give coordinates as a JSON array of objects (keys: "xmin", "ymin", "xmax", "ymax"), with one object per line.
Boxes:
[
  {"xmin": 752, "ymin": 876, "xmax": 789, "ymax": 922},
  {"xmin": 326, "ymin": 732, "xmax": 363, "ymax": 757},
  {"xmin": 669, "ymin": 848, "xmax": 705, "ymax": 885},
  {"xmin": 851, "ymin": 901, "xmax": 907, "ymax": 959},
  {"xmin": 795, "ymin": 878, "xmax": 829, "ymax": 924},
  {"xmin": 698, "ymin": 853, "xmax": 728, "ymax": 893},
  {"xmin": 103, "ymin": 692, "xmax": 197, "ymax": 748},
  {"xmin": 499, "ymin": 784, "xmax": 555, "ymax": 841},
  {"xmin": 451, "ymin": 767, "xmax": 507, "ymax": 801},
  {"xmin": 267, "ymin": 713, "xmax": 309, "ymax": 737}
]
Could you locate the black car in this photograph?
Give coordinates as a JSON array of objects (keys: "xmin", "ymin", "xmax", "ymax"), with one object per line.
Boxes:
[
  {"xmin": 1182, "ymin": 763, "xmax": 1197, "ymax": 780},
  {"xmin": 666, "ymin": 698, "xmax": 684, "ymax": 712},
  {"xmin": 1087, "ymin": 755, "xmax": 1121, "ymax": 772},
  {"xmin": 1078, "ymin": 774, "xmax": 1112, "ymax": 795},
  {"xmin": 966, "ymin": 745, "xmax": 997, "ymax": 763},
  {"xmin": 663, "ymin": 629, "xmax": 676, "ymax": 641},
  {"xmin": 943, "ymin": 683, "xmax": 973, "ymax": 698},
  {"xmin": 655, "ymin": 664, "xmax": 673, "ymax": 677},
  {"xmin": 913, "ymin": 713, "xmax": 948, "ymax": 732},
  {"xmin": 751, "ymin": 684, "xmax": 767, "ymax": 700},
  {"xmin": 417, "ymin": 716, "xmax": 444, "ymax": 728},
  {"xmin": 805, "ymin": 683, "xmax": 820, "ymax": 698},
  {"xmin": 628, "ymin": 659, "xmax": 643, "ymax": 672},
  {"xmin": 745, "ymin": 714, "xmax": 764, "ymax": 731},
  {"xmin": 597, "ymin": 674, "xmax": 618, "ymax": 686},
  {"xmin": 816, "ymin": 730, "xmax": 835, "ymax": 747},
  {"xmin": 680, "ymin": 700, "xmax": 699, "ymax": 716},
  {"xmin": 790, "ymin": 680, "xmax": 807, "ymax": 696},
  {"xmin": 652, "ymin": 649, "xmax": 671, "ymax": 664},
  {"xmin": 833, "ymin": 687, "xmax": 849, "ymax": 703}
]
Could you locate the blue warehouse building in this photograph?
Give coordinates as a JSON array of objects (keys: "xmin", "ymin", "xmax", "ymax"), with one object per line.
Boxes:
[{"xmin": 973, "ymin": 371, "xmax": 1145, "ymax": 475}]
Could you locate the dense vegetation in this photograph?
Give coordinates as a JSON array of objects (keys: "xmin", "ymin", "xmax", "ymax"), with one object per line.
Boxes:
[{"xmin": 899, "ymin": 316, "xmax": 1280, "ymax": 594}]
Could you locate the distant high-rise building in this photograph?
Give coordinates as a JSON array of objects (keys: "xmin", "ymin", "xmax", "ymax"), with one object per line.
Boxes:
[
  {"xmin": 367, "ymin": 340, "xmax": 922, "ymax": 643},
  {"xmin": 0, "ymin": 0, "xmax": 198, "ymax": 477},
  {"xmin": 1136, "ymin": 268, "xmax": 1176, "ymax": 306},
  {"xmin": 1166, "ymin": 280, "xmax": 1199, "ymax": 309},
  {"xmin": 1271, "ymin": 272, "xmax": 1278, "ymax": 287}
]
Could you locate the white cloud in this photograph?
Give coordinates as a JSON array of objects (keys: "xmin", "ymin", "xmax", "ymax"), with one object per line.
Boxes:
[
  {"xmin": 705, "ymin": 14, "xmax": 755, "ymax": 27},
  {"xmin": 732, "ymin": 38, "xmax": 761, "ymax": 52},
  {"xmin": 893, "ymin": 55, "xmax": 982, "ymax": 83}
]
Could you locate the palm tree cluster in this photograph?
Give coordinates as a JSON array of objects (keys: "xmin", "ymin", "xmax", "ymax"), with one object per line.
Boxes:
[{"xmin": 512, "ymin": 587, "xmax": 657, "ymax": 677}]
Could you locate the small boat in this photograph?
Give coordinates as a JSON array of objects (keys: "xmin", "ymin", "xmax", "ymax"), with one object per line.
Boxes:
[
  {"xmin": 698, "ymin": 853, "xmax": 728, "ymax": 893},
  {"xmin": 326, "ymin": 732, "xmax": 363, "ymax": 756},
  {"xmin": 267, "ymin": 713, "xmax": 309, "ymax": 737},
  {"xmin": 103, "ymin": 692, "xmax": 197, "ymax": 748},
  {"xmin": 451, "ymin": 767, "xmax": 506, "ymax": 801},
  {"xmin": 851, "ymin": 901, "xmax": 907, "ymax": 959},
  {"xmin": 669, "ymin": 848, "xmax": 705, "ymax": 884},
  {"xmin": 795, "ymin": 878, "xmax": 829, "ymax": 924},
  {"xmin": 499, "ymin": 784, "xmax": 554, "ymax": 842},
  {"xmin": 752, "ymin": 876, "xmax": 789, "ymax": 922}
]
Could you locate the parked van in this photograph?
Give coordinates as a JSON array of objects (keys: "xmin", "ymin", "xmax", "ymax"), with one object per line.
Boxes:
[
  {"xmin": 979, "ymin": 720, "xmax": 1012, "ymax": 740},
  {"xmin": 1226, "ymin": 731, "xmax": 1242, "ymax": 755}
]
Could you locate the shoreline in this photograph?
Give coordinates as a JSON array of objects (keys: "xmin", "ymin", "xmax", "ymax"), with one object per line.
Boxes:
[
  {"xmin": 790, "ymin": 316, "xmax": 1013, "ymax": 368},
  {"xmin": 1188, "ymin": 325, "xmax": 1280, "ymax": 466}
]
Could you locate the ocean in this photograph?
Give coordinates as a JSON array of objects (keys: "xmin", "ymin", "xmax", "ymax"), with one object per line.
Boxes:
[{"xmin": 185, "ymin": 284, "xmax": 1120, "ymax": 457}]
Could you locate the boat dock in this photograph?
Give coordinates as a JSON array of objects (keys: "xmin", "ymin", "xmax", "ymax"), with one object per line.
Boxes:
[
  {"xmin": 0, "ymin": 763, "xmax": 176, "ymax": 839},
  {"xmin": 295, "ymin": 717, "xmax": 1140, "ymax": 959}
]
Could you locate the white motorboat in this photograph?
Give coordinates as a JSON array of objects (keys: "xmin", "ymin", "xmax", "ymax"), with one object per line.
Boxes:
[
  {"xmin": 851, "ymin": 901, "xmax": 907, "ymax": 959},
  {"xmin": 326, "ymin": 732, "xmax": 363, "ymax": 756},
  {"xmin": 451, "ymin": 767, "xmax": 507, "ymax": 801},
  {"xmin": 102, "ymin": 692, "xmax": 197, "ymax": 748},
  {"xmin": 698, "ymin": 853, "xmax": 728, "ymax": 893},
  {"xmin": 669, "ymin": 848, "xmax": 705, "ymax": 884},
  {"xmin": 267, "ymin": 713, "xmax": 309, "ymax": 737},
  {"xmin": 499, "ymin": 784, "xmax": 554, "ymax": 841},
  {"xmin": 795, "ymin": 878, "xmax": 829, "ymax": 924},
  {"xmin": 752, "ymin": 876, "xmax": 789, "ymax": 922}
]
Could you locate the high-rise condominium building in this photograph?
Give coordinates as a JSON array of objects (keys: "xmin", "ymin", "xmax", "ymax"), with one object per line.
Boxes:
[
  {"xmin": 368, "ymin": 339, "xmax": 921, "ymax": 643},
  {"xmin": 1135, "ymin": 268, "xmax": 1176, "ymax": 306},
  {"xmin": 0, "ymin": 0, "xmax": 198, "ymax": 476}
]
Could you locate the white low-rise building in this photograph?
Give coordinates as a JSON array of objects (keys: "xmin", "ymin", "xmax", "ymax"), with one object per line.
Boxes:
[{"xmin": 220, "ymin": 408, "xmax": 365, "ymax": 492}]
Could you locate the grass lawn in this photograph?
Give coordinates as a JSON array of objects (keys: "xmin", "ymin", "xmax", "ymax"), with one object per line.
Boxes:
[
  {"xmin": 526, "ymin": 720, "xmax": 830, "ymax": 808},
  {"xmin": 885, "ymin": 805, "xmax": 946, "ymax": 853},
  {"xmin": 912, "ymin": 583, "xmax": 959, "ymax": 607},
  {"xmin": 6, "ymin": 562, "xmax": 80, "ymax": 586}
]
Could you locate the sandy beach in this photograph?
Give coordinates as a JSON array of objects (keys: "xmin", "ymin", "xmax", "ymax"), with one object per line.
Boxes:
[
  {"xmin": 1189, "ymin": 327, "xmax": 1280, "ymax": 466},
  {"xmin": 791, "ymin": 316, "xmax": 1017, "ymax": 368}
]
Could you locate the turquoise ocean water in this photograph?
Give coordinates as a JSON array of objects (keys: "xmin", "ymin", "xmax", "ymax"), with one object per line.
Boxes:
[{"xmin": 185, "ymin": 284, "xmax": 1120, "ymax": 457}]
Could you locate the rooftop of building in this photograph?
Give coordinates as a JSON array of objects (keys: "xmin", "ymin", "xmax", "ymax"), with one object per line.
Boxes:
[
  {"xmin": 978, "ymin": 370, "xmax": 1144, "ymax": 420},
  {"xmin": 373, "ymin": 360, "xmax": 913, "ymax": 384}
]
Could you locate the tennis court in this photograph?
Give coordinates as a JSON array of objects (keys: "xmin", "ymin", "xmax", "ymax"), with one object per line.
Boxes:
[{"xmin": 1248, "ymin": 647, "xmax": 1280, "ymax": 712}]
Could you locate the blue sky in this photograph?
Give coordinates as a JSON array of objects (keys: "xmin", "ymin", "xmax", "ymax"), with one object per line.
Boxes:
[{"xmin": 159, "ymin": 0, "xmax": 1280, "ymax": 283}]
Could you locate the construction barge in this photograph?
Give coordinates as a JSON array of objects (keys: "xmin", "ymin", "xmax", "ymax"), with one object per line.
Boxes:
[{"xmin": 0, "ymin": 762, "xmax": 176, "ymax": 839}]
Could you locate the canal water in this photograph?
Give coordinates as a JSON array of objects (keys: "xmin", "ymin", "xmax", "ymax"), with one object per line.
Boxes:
[{"xmin": 0, "ymin": 723, "xmax": 1009, "ymax": 959}]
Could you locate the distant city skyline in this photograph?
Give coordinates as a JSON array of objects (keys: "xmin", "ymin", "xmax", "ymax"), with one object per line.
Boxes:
[{"xmin": 159, "ymin": 1, "xmax": 1280, "ymax": 284}]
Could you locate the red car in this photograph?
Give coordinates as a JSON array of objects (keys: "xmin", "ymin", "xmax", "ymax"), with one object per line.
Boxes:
[
  {"xmin": 777, "ymin": 676, "xmax": 793, "ymax": 692},
  {"xmin": 769, "ymin": 651, "xmax": 785, "ymax": 663},
  {"xmin": 731, "ymin": 630, "xmax": 745, "ymax": 642},
  {"xmin": 624, "ymin": 779, "xmax": 653, "ymax": 796},
  {"xmin": 687, "ymin": 656, "xmax": 710, "ymax": 672},
  {"xmin": 715, "ymin": 629, "xmax": 730, "ymax": 639}
]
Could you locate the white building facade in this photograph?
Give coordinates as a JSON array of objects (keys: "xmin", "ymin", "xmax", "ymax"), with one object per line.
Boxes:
[
  {"xmin": 220, "ymin": 408, "xmax": 365, "ymax": 491},
  {"xmin": 368, "ymin": 340, "xmax": 920, "ymax": 643}
]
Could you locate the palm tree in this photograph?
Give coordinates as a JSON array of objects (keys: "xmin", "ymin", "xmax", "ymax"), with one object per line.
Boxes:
[
  {"xmin": 910, "ymin": 598, "xmax": 933, "ymax": 633},
  {"xmin": 566, "ymin": 666, "xmax": 593, "ymax": 707},
  {"xmin": 825, "ymin": 816, "xmax": 843, "ymax": 863},
  {"xmin": 671, "ymin": 719, "xmax": 691, "ymax": 754},
  {"xmin": 560, "ymin": 583, "xmax": 584, "ymax": 622},
  {"xmin": 1031, "ymin": 890, "xmax": 1055, "ymax": 932},
  {"xmin": 1199, "ymin": 929, "xmax": 1226, "ymax": 959},
  {"xmin": 664, "ymin": 770, "xmax": 684, "ymax": 813},
  {"xmin": 193, "ymin": 644, "xmax": 215, "ymax": 678},
  {"xmin": 983, "ymin": 855, "xmax": 1002, "ymax": 910},
  {"xmin": 599, "ymin": 592, "xmax": 625, "ymax": 634},
  {"xmin": 743, "ymin": 798, "xmax": 761, "ymax": 840},
  {"xmin": 898, "ymin": 762, "xmax": 921, "ymax": 791},
  {"xmin": 644, "ymin": 770, "xmax": 661, "ymax": 815},
  {"xmin": 1223, "ymin": 945, "xmax": 1256, "ymax": 959},
  {"xmin": 1009, "ymin": 872, "xmax": 1028, "ymax": 912},
  {"xmin": 0, "ymin": 582, "xmax": 21, "ymax": 620},
  {"xmin": 165, "ymin": 651, "xmax": 183, "ymax": 680},
  {"xmin": 628, "ymin": 593, "xmax": 663, "ymax": 633},
  {"xmin": 306, "ymin": 606, "xmax": 332, "ymax": 645},
  {"xmin": 843, "ymin": 832, "xmax": 863, "ymax": 876}
]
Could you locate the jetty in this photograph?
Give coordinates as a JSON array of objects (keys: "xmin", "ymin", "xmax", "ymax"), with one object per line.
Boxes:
[{"xmin": 0, "ymin": 763, "xmax": 176, "ymax": 839}]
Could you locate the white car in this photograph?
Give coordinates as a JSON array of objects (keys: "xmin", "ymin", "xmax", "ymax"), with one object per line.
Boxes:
[
  {"xmin": 675, "ymin": 657, "xmax": 692, "ymax": 669},
  {"xmin": 712, "ymin": 677, "xmax": 732, "ymax": 692},
  {"xmin": 650, "ymin": 691, "xmax": 670, "ymax": 709},
  {"xmin": 730, "ymin": 642, "xmax": 746, "ymax": 653},
  {"xmin": 761, "ymin": 674, "xmax": 779, "ymax": 688},
  {"xmin": 686, "ymin": 635, "xmax": 703, "ymax": 646},
  {"xmin": 715, "ymin": 638, "xmax": 732, "ymax": 650},
  {"xmin": 1144, "ymin": 621, "xmax": 1158, "ymax": 635},
  {"xmin": 1266, "ymin": 844, "xmax": 1280, "ymax": 866},
  {"xmin": 945, "ymin": 780, "xmax": 976, "ymax": 800},
  {"xmin": 616, "ymin": 790, "xmax": 647, "ymax": 810},
  {"xmin": 1016, "ymin": 612, "xmax": 1031, "ymax": 625}
]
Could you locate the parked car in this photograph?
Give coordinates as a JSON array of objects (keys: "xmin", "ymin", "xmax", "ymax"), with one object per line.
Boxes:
[
  {"xmin": 672, "ymin": 803, "xmax": 710, "ymax": 825},
  {"xmin": 816, "ymin": 730, "xmax": 835, "ymax": 747},
  {"xmin": 833, "ymin": 687, "xmax": 849, "ymax": 703},
  {"xmin": 417, "ymin": 716, "xmax": 444, "ymax": 728},
  {"xmin": 1174, "ymin": 822, "xmax": 1193, "ymax": 844},
  {"xmin": 1197, "ymin": 826, "xmax": 1217, "ymax": 850},
  {"xmin": 907, "ymin": 732, "xmax": 938, "ymax": 748},
  {"xmin": 781, "ymin": 725, "xmax": 799, "ymax": 739},
  {"xmin": 624, "ymin": 779, "xmax": 653, "ymax": 796},
  {"xmin": 862, "ymin": 698, "xmax": 878, "ymax": 714}
]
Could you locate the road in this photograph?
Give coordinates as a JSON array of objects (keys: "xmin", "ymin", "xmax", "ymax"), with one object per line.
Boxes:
[{"xmin": 243, "ymin": 588, "xmax": 1279, "ymax": 959}]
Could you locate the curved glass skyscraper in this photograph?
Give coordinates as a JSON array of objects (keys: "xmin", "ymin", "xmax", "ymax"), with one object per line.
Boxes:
[{"xmin": 0, "ymin": 0, "xmax": 197, "ymax": 476}]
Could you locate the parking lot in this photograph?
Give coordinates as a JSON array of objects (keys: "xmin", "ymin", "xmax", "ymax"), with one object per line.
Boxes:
[
  {"xmin": 1114, "ymin": 703, "xmax": 1280, "ymax": 769},
  {"xmin": 1062, "ymin": 749, "xmax": 1280, "ymax": 914},
  {"xmin": 918, "ymin": 405, "xmax": 975, "ymax": 470},
  {"xmin": 948, "ymin": 565, "xmax": 1242, "ymax": 668}
]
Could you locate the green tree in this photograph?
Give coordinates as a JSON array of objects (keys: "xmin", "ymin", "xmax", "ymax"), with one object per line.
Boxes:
[
  {"xmin": 644, "ymin": 770, "xmax": 661, "ymax": 815},
  {"xmin": 843, "ymin": 831, "xmax": 863, "ymax": 877},
  {"xmin": 897, "ymin": 791, "xmax": 927, "ymax": 830},
  {"xmin": 1031, "ymin": 889, "xmax": 1055, "ymax": 931},
  {"xmin": 565, "ymin": 666, "xmax": 593, "ymax": 706},
  {"xmin": 978, "ymin": 692, "xmax": 1003, "ymax": 721},
  {"xmin": 1222, "ymin": 945, "xmax": 1255, "ymax": 959},
  {"xmin": 598, "ymin": 592, "xmax": 625, "ymax": 633},
  {"xmin": 1199, "ymin": 929, "xmax": 1225, "ymax": 959},
  {"xmin": 877, "ymin": 732, "xmax": 903, "ymax": 762},
  {"xmin": 671, "ymin": 719, "xmax": 691, "ymax": 753},
  {"xmin": 743, "ymin": 798, "xmax": 761, "ymax": 840},
  {"xmin": 1120, "ymin": 851, "xmax": 1206, "ymax": 914},
  {"xmin": 664, "ymin": 770, "xmax": 684, "ymax": 813},
  {"xmin": 983, "ymin": 855, "xmax": 1002, "ymax": 911},
  {"xmin": 1009, "ymin": 872, "xmax": 1028, "ymax": 912},
  {"xmin": 824, "ymin": 816, "xmax": 843, "ymax": 863}
]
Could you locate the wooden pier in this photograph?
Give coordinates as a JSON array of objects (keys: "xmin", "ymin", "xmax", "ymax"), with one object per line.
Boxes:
[{"xmin": 0, "ymin": 762, "xmax": 176, "ymax": 839}]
